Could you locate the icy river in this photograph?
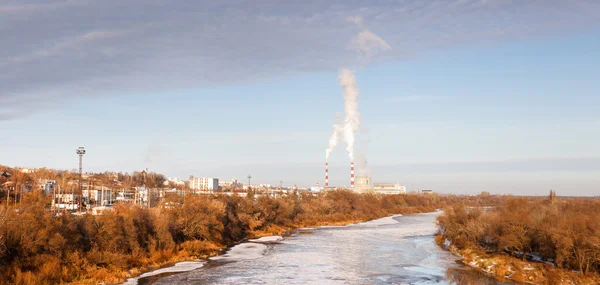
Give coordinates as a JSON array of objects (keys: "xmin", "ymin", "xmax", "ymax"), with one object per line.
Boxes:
[{"xmin": 127, "ymin": 212, "xmax": 513, "ymax": 285}]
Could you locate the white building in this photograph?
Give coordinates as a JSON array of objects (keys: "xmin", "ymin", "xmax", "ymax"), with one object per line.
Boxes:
[
  {"xmin": 163, "ymin": 177, "xmax": 186, "ymax": 187},
  {"xmin": 189, "ymin": 177, "xmax": 219, "ymax": 191},
  {"xmin": 82, "ymin": 188, "xmax": 112, "ymax": 205},
  {"xmin": 374, "ymin": 183, "xmax": 407, "ymax": 195}
]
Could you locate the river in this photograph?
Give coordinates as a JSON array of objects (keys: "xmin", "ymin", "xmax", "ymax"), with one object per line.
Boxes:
[{"xmin": 129, "ymin": 212, "xmax": 514, "ymax": 285}]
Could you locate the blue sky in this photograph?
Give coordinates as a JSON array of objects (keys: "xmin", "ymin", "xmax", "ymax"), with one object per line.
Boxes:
[{"xmin": 1, "ymin": 1, "xmax": 599, "ymax": 195}]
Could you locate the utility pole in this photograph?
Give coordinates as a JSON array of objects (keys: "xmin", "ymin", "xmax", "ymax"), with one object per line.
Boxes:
[
  {"xmin": 76, "ymin": 146, "xmax": 86, "ymax": 212},
  {"xmin": 247, "ymin": 175, "xmax": 252, "ymax": 189}
]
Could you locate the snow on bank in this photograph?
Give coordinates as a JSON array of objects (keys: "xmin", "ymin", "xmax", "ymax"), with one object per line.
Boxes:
[
  {"xmin": 122, "ymin": 261, "xmax": 205, "ymax": 285},
  {"xmin": 248, "ymin": 236, "xmax": 283, "ymax": 243},
  {"xmin": 299, "ymin": 227, "xmax": 317, "ymax": 230},
  {"xmin": 210, "ymin": 243, "xmax": 268, "ymax": 262},
  {"xmin": 356, "ymin": 214, "xmax": 402, "ymax": 227}
]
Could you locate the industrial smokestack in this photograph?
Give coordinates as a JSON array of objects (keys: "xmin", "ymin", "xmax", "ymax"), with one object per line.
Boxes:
[
  {"xmin": 350, "ymin": 161, "xmax": 355, "ymax": 188},
  {"xmin": 325, "ymin": 162, "xmax": 329, "ymax": 187}
]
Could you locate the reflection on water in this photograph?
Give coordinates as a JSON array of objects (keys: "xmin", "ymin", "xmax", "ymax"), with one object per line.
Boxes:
[{"xmin": 142, "ymin": 213, "xmax": 514, "ymax": 285}]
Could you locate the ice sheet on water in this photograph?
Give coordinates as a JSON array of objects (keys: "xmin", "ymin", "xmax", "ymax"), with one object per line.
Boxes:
[
  {"xmin": 356, "ymin": 214, "xmax": 402, "ymax": 226},
  {"xmin": 122, "ymin": 261, "xmax": 204, "ymax": 285},
  {"xmin": 248, "ymin": 236, "xmax": 283, "ymax": 243},
  {"xmin": 210, "ymin": 242, "xmax": 268, "ymax": 262},
  {"xmin": 151, "ymin": 212, "xmax": 508, "ymax": 285}
]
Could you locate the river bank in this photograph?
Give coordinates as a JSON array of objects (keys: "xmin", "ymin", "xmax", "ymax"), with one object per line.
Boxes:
[
  {"xmin": 436, "ymin": 200, "xmax": 600, "ymax": 285},
  {"xmin": 437, "ymin": 236, "xmax": 600, "ymax": 285}
]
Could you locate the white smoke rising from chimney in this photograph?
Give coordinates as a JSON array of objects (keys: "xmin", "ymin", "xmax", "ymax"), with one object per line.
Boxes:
[
  {"xmin": 325, "ymin": 16, "xmax": 390, "ymax": 164},
  {"xmin": 339, "ymin": 68, "xmax": 360, "ymax": 161},
  {"xmin": 325, "ymin": 124, "xmax": 342, "ymax": 160}
]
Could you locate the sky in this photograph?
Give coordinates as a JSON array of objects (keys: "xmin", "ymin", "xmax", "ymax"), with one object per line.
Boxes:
[{"xmin": 1, "ymin": 0, "xmax": 600, "ymax": 195}]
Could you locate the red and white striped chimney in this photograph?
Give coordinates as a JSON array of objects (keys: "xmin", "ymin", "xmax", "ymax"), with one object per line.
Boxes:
[
  {"xmin": 325, "ymin": 162, "xmax": 329, "ymax": 187},
  {"xmin": 350, "ymin": 161, "xmax": 355, "ymax": 188}
]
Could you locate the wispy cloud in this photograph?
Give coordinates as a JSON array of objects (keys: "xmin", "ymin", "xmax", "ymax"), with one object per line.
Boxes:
[
  {"xmin": 0, "ymin": 0, "xmax": 83, "ymax": 15},
  {"xmin": 8, "ymin": 29, "xmax": 129, "ymax": 64},
  {"xmin": 346, "ymin": 16, "xmax": 392, "ymax": 60}
]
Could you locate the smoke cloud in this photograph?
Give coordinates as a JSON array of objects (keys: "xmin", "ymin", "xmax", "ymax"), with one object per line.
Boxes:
[
  {"xmin": 325, "ymin": 16, "xmax": 390, "ymax": 163},
  {"xmin": 325, "ymin": 124, "xmax": 342, "ymax": 159},
  {"xmin": 339, "ymin": 68, "xmax": 360, "ymax": 161}
]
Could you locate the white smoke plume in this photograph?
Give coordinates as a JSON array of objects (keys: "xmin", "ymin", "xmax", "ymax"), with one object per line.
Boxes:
[
  {"xmin": 339, "ymin": 68, "xmax": 360, "ymax": 161},
  {"xmin": 326, "ymin": 113, "xmax": 344, "ymax": 160},
  {"xmin": 326, "ymin": 124, "xmax": 342, "ymax": 159},
  {"xmin": 325, "ymin": 16, "xmax": 390, "ymax": 162}
]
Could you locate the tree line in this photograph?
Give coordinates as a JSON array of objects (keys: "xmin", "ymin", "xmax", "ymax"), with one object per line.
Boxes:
[{"xmin": 437, "ymin": 196, "xmax": 600, "ymax": 276}]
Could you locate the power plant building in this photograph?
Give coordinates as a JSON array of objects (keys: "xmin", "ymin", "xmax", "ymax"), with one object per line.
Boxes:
[
  {"xmin": 374, "ymin": 183, "xmax": 407, "ymax": 195},
  {"xmin": 355, "ymin": 176, "xmax": 372, "ymax": 193}
]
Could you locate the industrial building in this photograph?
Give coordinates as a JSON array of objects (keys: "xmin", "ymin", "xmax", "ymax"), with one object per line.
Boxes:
[
  {"xmin": 189, "ymin": 176, "xmax": 219, "ymax": 192},
  {"xmin": 374, "ymin": 183, "xmax": 407, "ymax": 195},
  {"xmin": 355, "ymin": 176, "xmax": 372, "ymax": 193}
]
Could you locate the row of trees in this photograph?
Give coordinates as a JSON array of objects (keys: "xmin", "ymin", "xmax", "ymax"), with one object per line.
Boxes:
[
  {"xmin": 437, "ymin": 197, "xmax": 600, "ymax": 275},
  {"xmin": 0, "ymin": 188, "xmax": 461, "ymax": 284}
]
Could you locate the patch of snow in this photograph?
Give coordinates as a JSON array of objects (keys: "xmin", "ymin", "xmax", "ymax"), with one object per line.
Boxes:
[
  {"xmin": 210, "ymin": 242, "xmax": 268, "ymax": 262},
  {"xmin": 122, "ymin": 261, "xmax": 204, "ymax": 285},
  {"xmin": 356, "ymin": 215, "xmax": 402, "ymax": 226},
  {"xmin": 318, "ymin": 225, "xmax": 349, "ymax": 229},
  {"xmin": 248, "ymin": 236, "xmax": 283, "ymax": 243}
]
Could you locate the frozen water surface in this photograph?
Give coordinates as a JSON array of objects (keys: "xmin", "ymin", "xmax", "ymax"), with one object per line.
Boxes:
[
  {"xmin": 123, "ymin": 261, "xmax": 205, "ymax": 285},
  {"xmin": 138, "ymin": 213, "xmax": 513, "ymax": 285},
  {"xmin": 248, "ymin": 236, "xmax": 284, "ymax": 243}
]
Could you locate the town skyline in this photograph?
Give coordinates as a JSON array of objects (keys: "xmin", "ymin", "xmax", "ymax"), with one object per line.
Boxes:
[{"xmin": 1, "ymin": 1, "xmax": 599, "ymax": 195}]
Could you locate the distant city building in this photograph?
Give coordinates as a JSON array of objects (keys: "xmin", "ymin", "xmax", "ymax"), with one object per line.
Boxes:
[
  {"xmin": 38, "ymin": 179, "xmax": 56, "ymax": 195},
  {"xmin": 421, "ymin": 189, "xmax": 433, "ymax": 194},
  {"xmin": 374, "ymin": 183, "xmax": 407, "ymax": 195},
  {"xmin": 189, "ymin": 176, "xmax": 219, "ymax": 191},
  {"xmin": 82, "ymin": 188, "xmax": 112, "ymax": 205},
  {"xmin": 219, "ymin": 179, "xmax": 241, "ymax": 189},
  {"xmin": 17, "ymin": 168, "xmax": 34, "ymax": 173}
]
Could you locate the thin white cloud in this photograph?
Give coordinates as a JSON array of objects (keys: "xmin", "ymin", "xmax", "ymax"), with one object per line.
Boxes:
[
  {"xmin": 9, "ymin": 29, "xmax": 128, "ymax": 64},
  {"xmin": 346, "ymin": 16, "xmax": 391, "ymax": 59},
  {"xmin": 0, "ymin": 0, "xmax": 84, "ymax": 15}
]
